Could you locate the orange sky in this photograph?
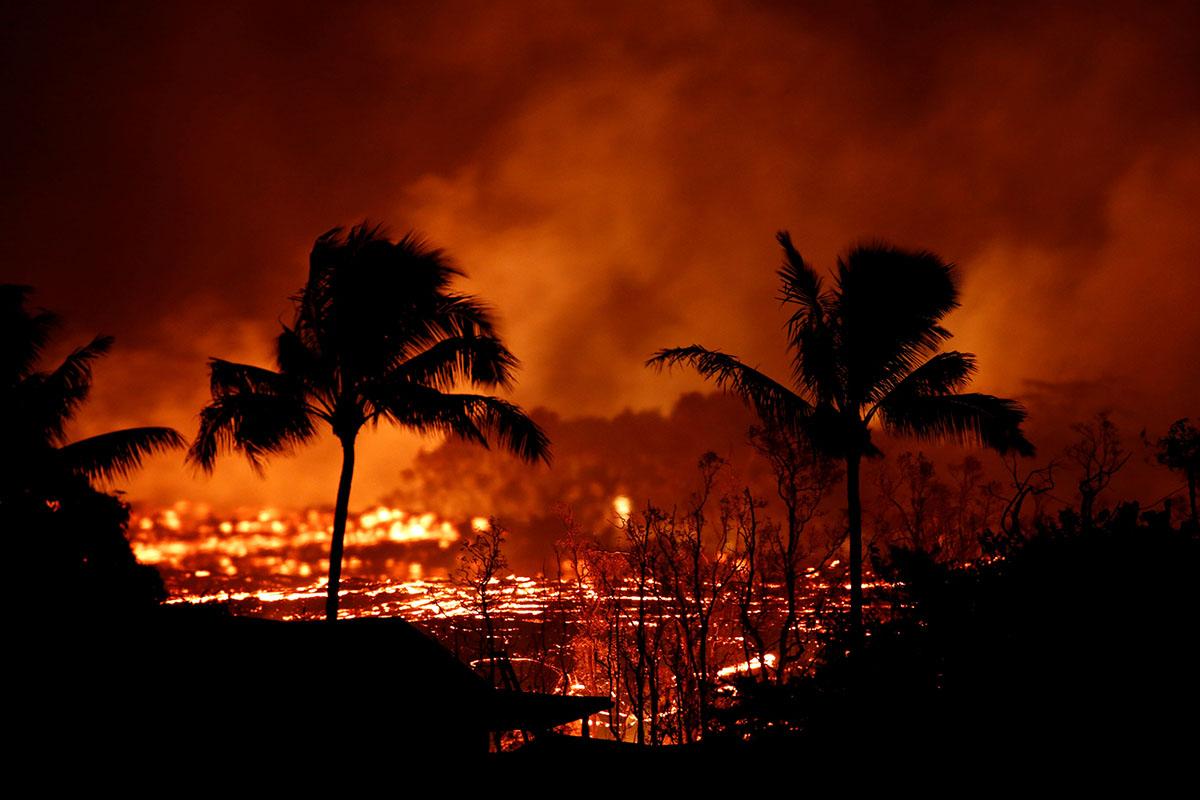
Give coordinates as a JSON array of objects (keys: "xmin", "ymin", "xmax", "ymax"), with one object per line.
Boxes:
[{"xmin": 3, "ymin": 1, "xmax": 1197, "ymax": 509}]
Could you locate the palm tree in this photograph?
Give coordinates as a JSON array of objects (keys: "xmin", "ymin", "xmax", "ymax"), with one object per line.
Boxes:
[
  {"xmin": 2, "ymin": 284, "xmax": 185, "ymax": 611},
  {"xmin": 188, "ymin": 223, "xmax": 551, "ymax": 622},
  {"xmin": 1, "ymin": 284, "xmax": 185, "ymax": 498},
  {"xmin": 648, "ymin": 233, "xmax": 1033, "ymax": 644}
]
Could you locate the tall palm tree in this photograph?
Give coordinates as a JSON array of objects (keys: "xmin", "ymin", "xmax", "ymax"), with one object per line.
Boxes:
[
  {"xmin": 188, "ymin": 223, "xmax": 550, "ymax": 622},
  {"xmin": 648, "ymin": 233, "xmax": 1033, "ymax": 644},
  {"xmin": 1, "ymin": 284, "xmax": 185, "ymax": 497}
]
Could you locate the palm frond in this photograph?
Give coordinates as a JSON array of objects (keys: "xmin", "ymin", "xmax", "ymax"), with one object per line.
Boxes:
[
  {"xmin": 427, "ymin": 293, "xmax": 498, "ymax": 338},
  {"xmin": 387, "ymin": 332, "xmax": 518, "ymax": 391},
  {"xmin": 31, "ymin": 335, "xmax": 114, "ymax": 444},
  {"xmin": 393, "ymin": 230, "xmax": 465, "ymax": 287},
  {"xmin": 188, "ymin": 388, "xmax": 317, "ymax": 473},
  {"xmin": 647, "ymin": 346, "xmax": 813, "ymax": 430},
  {"xmin": 456, "ymin": 395, "xmax": 551, "ymax": 464},
  {"xmin": 276, "ymin": 326, "xmax": 335, "ymax": 401},
  {"xmin": 209, "ymin": 358, "xmax": 296, "ymax": 397},
  {"xmin": 295, "ymin": 224, "xmax": 496, "ymax": 386},
  {"xmin": 867, "ymin": 350, "xmax": 978, "ymax": 410},
  {"xmin": 374, "ymin": 293, "xmax": 496, "ymax": 351},
  {"xmin": 372, "ymin": 386, "xmax": 550, "ymax": 464},
  {"xmin": 376, "ymin": 293, "xmax": 500, "ymax": 360},
  {"xmin": 1, "ymin": 284, "xmax": 59, "ymax": 383},
  {"xmin": 60, "ymin": 427, "xmax": 186, "ymax": 482},
  {"xmin": 776, "ymin": 233, "xmax": 843, "ymax": 406},
  {"xmin": 878, "ymin": 391, "xmax": 1035, "ymax": 456},
  {"xmin": 776, "ymin": 231, "xmax": 827, "ymax": 331},
  {"xmin": 789, "ymin": 322, "xmax": 841, "ymax": 409},
  {"xmin": 834, "ymin": 243, "xmax": 959, "ymax": 406}
]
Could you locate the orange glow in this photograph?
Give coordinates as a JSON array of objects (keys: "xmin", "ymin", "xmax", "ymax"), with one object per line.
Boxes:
[
  {"xmin": 613, "ymin": 495, "xmax": 632, "ymax": 521},
  {"xmin": 717, "ymin": 653, "xmax": 777, "ymax": 679}
]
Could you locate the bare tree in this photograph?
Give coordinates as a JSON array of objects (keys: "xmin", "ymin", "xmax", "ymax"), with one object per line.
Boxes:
[
  {"xmin": 650, "ymin": 453, "xmax": 747, "ymax": 738},
  {"xmin": 620, "ymin": 504, "xmax": 671, "ymax": 745},
  {"xmin": 550, "ymin": 448, "xmax": 837, "ymax": 744},
  {"xmin": 748, "ymin": 423, "xmax": 839, "ymax": 680},
  {"xmin": 874, "ymin": 452, "xmax": 1000, "ymax": 560},
  {"xmin": 991, "ymin": 453, "xmax": 1058, "ymax": 538},
  {"xmin": 731, "ymin": 487, "xmax": 773, "ymax": 684},
  {"xmin": 454, "ymin": 517, "xmax": 510, "ymax": 687},
  {"xmin": 550, "ymin": 512, "xmax": 580, "ymax": 697},
  {"xmin": 877, "ymin": 451, "xmax": 948, "ymax": 552},
  {"xmin": 1066, "ymin": 412, "xmax": 1130, "ymax": 528}
]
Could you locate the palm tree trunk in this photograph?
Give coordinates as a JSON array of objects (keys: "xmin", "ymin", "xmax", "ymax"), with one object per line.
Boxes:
[
  {"xmin": 846, "ymin": 451, "xmax": 863, "ymax": 649},
  {"xmin": 325, "ymin": 435, "xmax": 356, "ymax": 622}
]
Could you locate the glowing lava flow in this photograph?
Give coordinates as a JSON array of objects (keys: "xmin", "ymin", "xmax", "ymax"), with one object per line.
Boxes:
[{"xmin": 131, "ymin": 501, "xmax": 465, "ymax": 588}]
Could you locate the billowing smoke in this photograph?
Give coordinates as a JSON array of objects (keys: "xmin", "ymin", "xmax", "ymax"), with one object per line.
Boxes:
[{"xmin": 3, "ymin": 1, "xmax": 1195, "ymax": 515}]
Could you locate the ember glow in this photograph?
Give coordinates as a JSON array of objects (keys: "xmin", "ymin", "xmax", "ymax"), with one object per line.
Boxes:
[{"xmin": 613, "ymin": 495, "xmax": 633, "ymax": 522}]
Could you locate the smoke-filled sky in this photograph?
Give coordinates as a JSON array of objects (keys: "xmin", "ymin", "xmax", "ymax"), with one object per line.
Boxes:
[{"xmin": 3, "ymin": 0, "xmax": 1197, "ymax": 510}]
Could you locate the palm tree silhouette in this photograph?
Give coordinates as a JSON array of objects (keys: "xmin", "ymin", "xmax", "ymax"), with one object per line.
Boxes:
[
  {"xmin": 188, "ymin": 223, "xmax": 550, "ymax": 621},
  {"xmin": 648, "ymin": 233, "xmax": 1033, "ymax": 643},
  {"xmin": 3, "ymin": 285, "xmax": 185, "ymax": 611},
  {"xmin": 1, "ymin": 284, "xmax": 185, "ymax": 493}
]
